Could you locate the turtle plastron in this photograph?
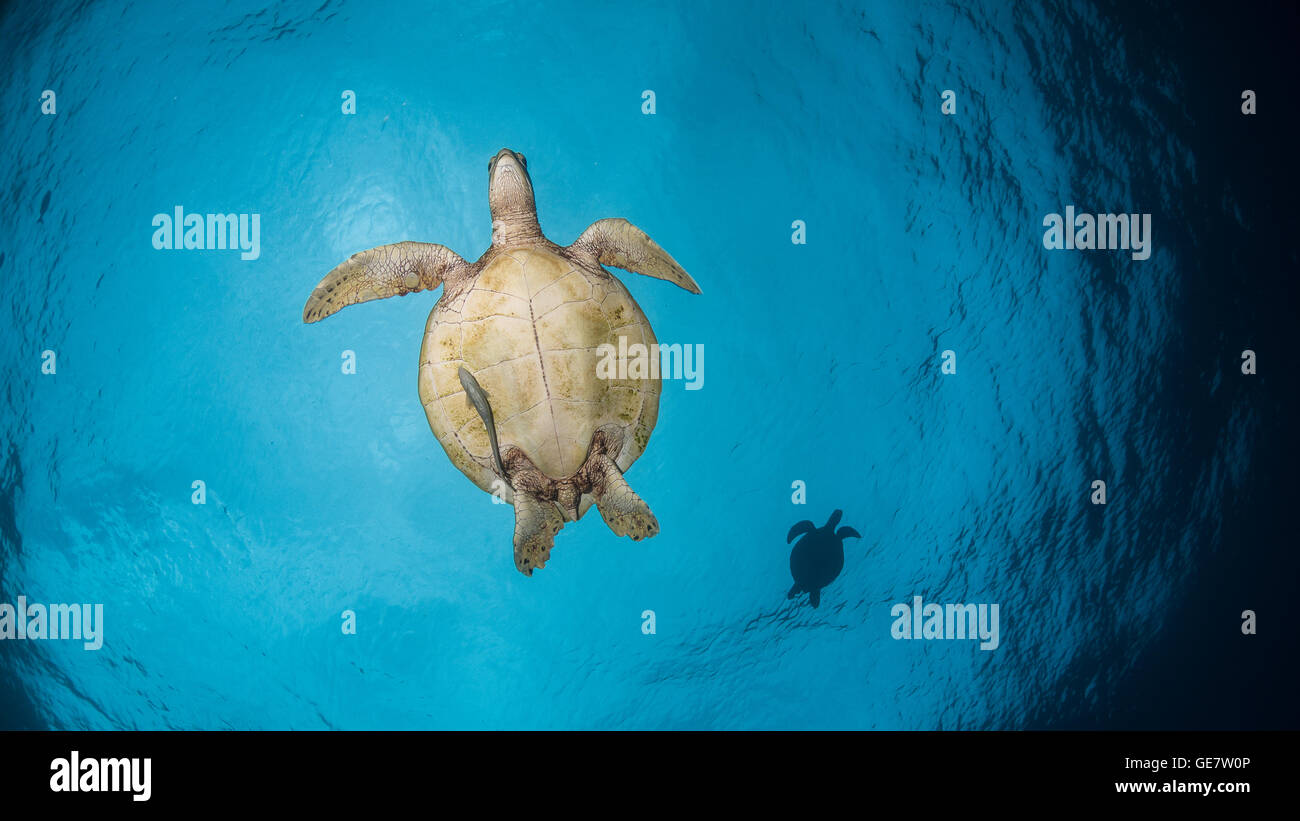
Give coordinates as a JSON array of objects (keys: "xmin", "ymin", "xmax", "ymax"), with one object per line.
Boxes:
[{"xmin": 303, "ymin": 149, "xmax": 699, "ymax": 576}]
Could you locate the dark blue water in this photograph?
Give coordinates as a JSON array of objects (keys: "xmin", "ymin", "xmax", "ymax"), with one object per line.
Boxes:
[{"xmin": 1, "ymin": 0, "xmax": 1295, "ymax": 729}]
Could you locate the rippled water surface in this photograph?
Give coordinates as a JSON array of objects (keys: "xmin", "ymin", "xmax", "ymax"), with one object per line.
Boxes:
[{"xmin": 1, "ymin": 0, "xmax": 1295, "ymax": 729}]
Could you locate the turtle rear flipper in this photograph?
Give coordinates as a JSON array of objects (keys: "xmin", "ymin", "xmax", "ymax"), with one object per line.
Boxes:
[
  {"xmin": 808, "ymin": 589, "xmax": 821, "ymax": 608},
  {"xmin": 513, "ymin": 494, "xmax": 565, "ymax": 576},
  {"xmin": 583, "ymin": 452, "xmax": 659, "ymax": 541}
]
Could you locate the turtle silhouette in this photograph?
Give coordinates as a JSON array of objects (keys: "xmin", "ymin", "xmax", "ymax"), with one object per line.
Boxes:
[{"xmin": 786, "ymin": 510, "xmax": 861, "ymax": 608}]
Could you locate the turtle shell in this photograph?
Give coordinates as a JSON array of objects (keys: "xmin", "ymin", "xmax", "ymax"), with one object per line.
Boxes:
[
  {"xmin": 790, "ymin": 531, "xmax": 845, "ymax": 591},
  {"xmin": 418, "ymin": 246, "xmax": 660, "ymax": 516}
]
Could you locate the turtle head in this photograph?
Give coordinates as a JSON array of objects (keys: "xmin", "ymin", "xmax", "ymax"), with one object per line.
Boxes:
[
  {"xmin": 825, "ymin": 509, "xmax": 843, "ymax": 530},
  {"xmin": 488, "ymin": 148, "xmax": 541, "ymax": 245}
]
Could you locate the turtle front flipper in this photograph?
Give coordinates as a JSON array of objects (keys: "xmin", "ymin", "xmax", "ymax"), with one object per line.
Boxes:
[
  {"xmin": 787, "ymin": 520, "xmax": 815, "ymax": 543},
  {"xmin": 513, "ymin": 493, "xmax": 564, "ymax": 576},
  {"xmin": 303, "ymin": 241, "xmax": 471, "ymax": 323},
  {"xmin": 570, "ymin": 218, "xmax": 701, "ymax": 294}
]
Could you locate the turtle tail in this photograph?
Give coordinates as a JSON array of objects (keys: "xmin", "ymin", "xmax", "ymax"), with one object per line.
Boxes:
[{"xmin": 458, "ymin": 367, "xmax": 509, "ymax": 486}]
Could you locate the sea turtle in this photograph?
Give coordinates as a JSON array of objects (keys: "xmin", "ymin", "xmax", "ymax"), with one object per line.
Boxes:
[
  {"xmin": 303, "ymin": 148, "xmax": 700, "ymax": 575},
  {"xmin": 786, "ymin": 510, "xmax": 861, "ymax": 607}
]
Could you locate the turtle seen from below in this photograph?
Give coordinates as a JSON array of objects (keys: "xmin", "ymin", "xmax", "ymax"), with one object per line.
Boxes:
[{"xmin": 303, "ymin": 149, "xmax": 700, "ymax": 576}]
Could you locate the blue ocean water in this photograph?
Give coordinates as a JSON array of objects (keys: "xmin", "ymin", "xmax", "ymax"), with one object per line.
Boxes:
[{"xmin": 1, "ymin": 0, "xmax": 1295, "ymax": 730}]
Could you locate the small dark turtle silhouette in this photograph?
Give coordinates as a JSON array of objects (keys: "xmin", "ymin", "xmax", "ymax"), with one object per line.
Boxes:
[{"xmin": 786, "ymin": 510, "xmax": 861, "ymax": 608}]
